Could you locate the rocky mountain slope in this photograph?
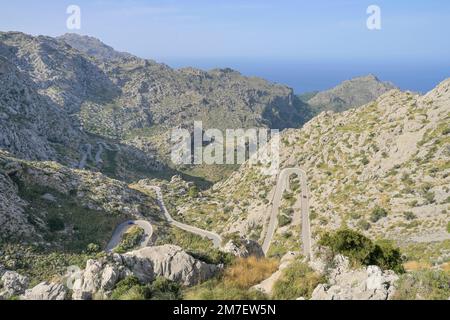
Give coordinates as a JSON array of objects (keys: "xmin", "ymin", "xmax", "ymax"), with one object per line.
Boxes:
[
  {"xmin": 0, "ymin": 56, "xmax": 84, "ymax": 162},
  {"xmin": 173, "ymin": 78, "xmax": 450, "ymax": 263},
  {"xmin": 1, "ymin": 30, "xmax": 448, "ymax": 300},
  {"xmin": 306, "ymin": 74, "xmax": 396, "ymax": 114},
  {"xmin": 0, "ymin": 31, "xmax": 312, "ymax": 179}
]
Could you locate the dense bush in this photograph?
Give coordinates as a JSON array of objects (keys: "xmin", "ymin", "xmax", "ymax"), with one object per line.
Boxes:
[
  {"xmin": 188, "ymin": 186, "xmax": 199, "ymax": 198},
  {"xmin": 272, "ymin": 260, "xmax": 324, "ymax": 300},
  {"xmin": 147, "ymin": 277, "xmax": 182, "ymax": 300},
  {"xmin": 0, "ymin": 243, "xmax": 97, "ymax": 286},
  {"xmin": 111, "ymin": 276, "xmax": 148, "ymax": 300},
  {"xmin": 111, "ymin": 276, "xmax": 181, "ymax": 300},
  {"xmin": 278, "ymin": 214, "xmax": 292, "ymax": 227},
  {"xmin": 114, "ymin": 226, "xmax": 145, "ymax": 254},
  {"xmin": 47, "ymin": 217, "xmax": 65, "ymax": 232},
  {"xmin": 318, "ymin": 228, "xmax": 404, "ymax": 273},
  {"xmin": 188, "ymin": 249, "xmax": 234, "ymax": 266}
]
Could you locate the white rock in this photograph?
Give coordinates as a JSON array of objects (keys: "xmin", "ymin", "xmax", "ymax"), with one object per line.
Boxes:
[
  {"xmin": 0, "ymin": 271, "xmax": 29, "ymax": 299},
  {"xmin": 21, "ymin": 282, "xmax": 67, "ymax": 300},
  {"xmin": 123, "ymin": 245, "xmax": 217, "ymax": 286}
]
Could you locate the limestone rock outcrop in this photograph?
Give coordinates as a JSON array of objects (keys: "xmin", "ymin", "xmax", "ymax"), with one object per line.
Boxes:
[
  {"xmin": 0, "ymin": 270, "xmax": 29, "ymax": 299},
  {"xmin": 21, "ymin": 282, "xmax": 67, "ymax": 300},
  {"xmin": 71, "ymin": 245, "xmax": 217, "ymax": 300},
  {"xmin": 310, "ymin": 255, "xmax": 398, "ymax": 300}
]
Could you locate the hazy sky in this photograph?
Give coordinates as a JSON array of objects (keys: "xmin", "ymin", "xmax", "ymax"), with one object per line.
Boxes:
[{"xmin": 0, "ymin": 0, "xmax": 449, "ymax": 92}]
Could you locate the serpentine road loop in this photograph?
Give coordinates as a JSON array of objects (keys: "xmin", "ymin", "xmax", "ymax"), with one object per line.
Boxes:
[
  {"xmin": 261, "ymin": 168, "xmax": 312, "ymax": 259},
  {"xmin": 106, "ymin": 186, "xmax": 223, "ymax": 252},
  {"xmin": 90, "ymin": 137, "xmax": 311, "ymax": 257}
]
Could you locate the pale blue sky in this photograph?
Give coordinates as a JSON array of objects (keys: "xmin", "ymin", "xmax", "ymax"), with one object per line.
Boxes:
[{"xmin": 1, "ymin": 0, "xmax": 449, "ymax": 92}]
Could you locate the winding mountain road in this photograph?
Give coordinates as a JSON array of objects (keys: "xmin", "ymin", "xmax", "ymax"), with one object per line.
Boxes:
[
  {"xmin": 105, "ymin": 186, "xmax": 222, "ymax": 252},
  {"xmin": 261, "ymin": 168, "xmax": 312, "ymax": 259},
  {"xmin": 105, "ymin": 220, "xmax": 153, "ymax": 252},
  {"xmin": 147, "ymin": 186, "xmax": 223, "ymax": 248},
  {"xmin": 85, "ymin": 142, "xmax": 220, "ymax": 251}
]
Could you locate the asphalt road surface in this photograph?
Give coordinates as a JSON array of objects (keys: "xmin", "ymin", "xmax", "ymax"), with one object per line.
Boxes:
[
  {"xmin": 261, "ymin": 168, "xmax": 311, "ymax": 259},
  {"xmin": 105, "ymin": 219, "xmax": 153, "ymax": 252}
]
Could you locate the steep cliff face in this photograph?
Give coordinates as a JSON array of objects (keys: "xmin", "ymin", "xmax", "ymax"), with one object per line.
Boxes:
[
  {"xmin": 0, "ymin": 56, "xmax": 84, "ymax": 162},
  {"xmin": 0, "ymin": 32, "xmax": 120, "ymax": 115}
]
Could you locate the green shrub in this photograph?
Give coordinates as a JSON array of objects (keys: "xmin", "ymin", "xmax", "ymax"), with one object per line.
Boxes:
[
  {"xmin": 368, "ymin": 240, "xmax": 404, "ymax": 274},
  {"xmin": 357, "ymin": 219, "xmax": 371, "ymax": 231},
  {"xmin": 423, "ymin": 191, "xmax": 435, "ymax": 204},
  {"xmin": 404, "ymin": 211, "xmax": 416, "ymax": 221},
  {"xmin": 147, "ymin": 277, "xmax": 182, "ymax": 300},
  {"xmin": 188, "ymin": 186, "xmax": 199, "ymax": 198},
  {"xmin": 278, "ymin": 214, "xmax": 292, "ymax": 227},
  {"xmin": 370, "ymin": 206, "xmax": 388, "ymax": 223},
  {"xmin": 111, "ymin": 276, "xmax": 149, "ymax": 300},
  {"xmin": 114, "ymin": 226, "xmax": 145, "ymax": 254},
  {"xmin": 319, "ymin": 228, "xmax": 373, "ymax": 265},
  {"xmin": 188, "ymin": 249, "xmax": 234, "ymax": 266},
  {"xmin": 318, "ymin": 228, "xmax": 404, "ymax": 273},
  {"xmin": 272, "ymin": 260, "xmax": 324, "ymax": 300},
  {"xmin": 86, "ymin": 243, "xmax": 100, "ymax": 254},
  {"xmin": 447, "ymin": 221, "xmax": 450, "ymax": 234},
  {"xmin": 111, "ymin": 276, "xmax": 181, "ymax": 300},
  {"xmin": 361, "ymin": 156, "xmax": 369, "ymax": 165},
  {"xmin": 47, "ymin": 217, "xmax": 65, "ymax": 232}
]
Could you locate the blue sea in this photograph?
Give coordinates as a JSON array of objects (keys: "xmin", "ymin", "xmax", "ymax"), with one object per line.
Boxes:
[{"xmin": 161, "ymin": 58, "xmax": 450, "ymax": 95}]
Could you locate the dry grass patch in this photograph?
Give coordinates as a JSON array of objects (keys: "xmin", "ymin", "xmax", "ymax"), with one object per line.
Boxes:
[
  {"xmin": 223, "ymin": 256, "xmax": 279, "ymax": 289},
  {"xmin": 441, "ymin": 262, "xmax": 450, "ymax": 272},
  {"xmin": 404, "ymin": 260, "xmax": 432, "ymax": 271}
]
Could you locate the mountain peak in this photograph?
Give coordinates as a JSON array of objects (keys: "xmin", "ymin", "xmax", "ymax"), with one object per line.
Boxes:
[
  {"xmin": 58, "ymin": 33, "xmax": 134, "ymax": 61},
  {"xmin": 307, "ymin": 74, "xmax": 396, "ymax": 113}
]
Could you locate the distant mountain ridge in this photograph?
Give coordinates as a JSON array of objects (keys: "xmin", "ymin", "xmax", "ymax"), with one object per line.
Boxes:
[
  {"xmin": 0, "ymin": 32, "xmax": 312, "ymax": 168},
  {"xmin": 58, "ymin": 33, "xmax": 135, "ymax": 61},
  {"xmin": 306, "ymin": 74, "xmax": 397, "ymax": 114}
]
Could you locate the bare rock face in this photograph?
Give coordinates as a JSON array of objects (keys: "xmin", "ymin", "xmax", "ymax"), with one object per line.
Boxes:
[
  {"xmin": 121, "ymin": 245, "xmax": 217, "ymax": 286},
  {"xmin": 71, "ymin": 245, "xmax": 217, "ymax": 300},
  {"xmin": 21, "ymin": 282, "xmax": 67, "ymax": 300},
  {"xmin": 0, "ymin": 169, "xmax": 35, "ymax": 241},
  {"xmin": 0, "ymin": 270, "xmax": 29, "ymax": 299},
  {"xmin": 310, "ymin": 255, "xmax": 398, "ymax": 300},
  {"xmin": 223, "ymin": 238, "xmax": 264, "ymax": 258},
  {"xmin": 0, "ymin": 55, "xmax": 83, "ymax": 162},
  {"xmin": 72, "ymin": 259, "xmax": 128, "ymax": 300}
]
